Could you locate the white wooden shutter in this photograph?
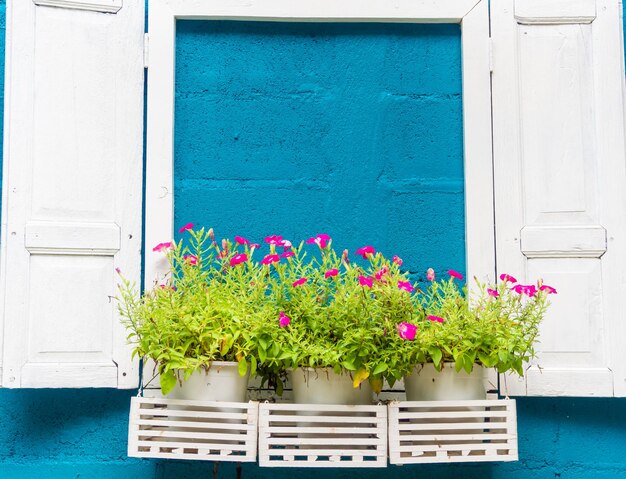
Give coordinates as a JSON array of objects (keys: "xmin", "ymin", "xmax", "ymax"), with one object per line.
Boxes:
[
  {"xmin": 492, "ymin": 0, "xmax": 626, "ymax": 396},
  {"xmin": 0, "ymin": 0, "xmax": 144, "ymax": 388}
]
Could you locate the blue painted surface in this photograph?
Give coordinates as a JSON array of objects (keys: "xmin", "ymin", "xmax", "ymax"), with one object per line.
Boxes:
[
  {"xmin": 173, "ymin": 21, "xmax": 465, "ymax": 280},
  {"xmin": 2, "ymin": 7, "xmax": 626, "ymax": 479}
]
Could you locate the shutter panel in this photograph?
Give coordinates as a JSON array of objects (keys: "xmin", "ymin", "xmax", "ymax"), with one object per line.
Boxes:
[
  {"xmin": 492, "ymin": 0, "xmax": 626, "ymax": 396},
  {"xmin": 0, "ymin": 0, "xmax": 144, "ymax": 388}
]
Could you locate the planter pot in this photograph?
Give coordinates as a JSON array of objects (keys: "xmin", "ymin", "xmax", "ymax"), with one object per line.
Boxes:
[
  {"xmin": 289, "ymin": 368, "xmax": 373, "ymax": 405},
  {"xmin": 404, "ymin": 363, "xmax": 487, "ymax": 401},
  {"xmin": 168, "ymin": 361, "xmax": 250, "ymax": 402}
]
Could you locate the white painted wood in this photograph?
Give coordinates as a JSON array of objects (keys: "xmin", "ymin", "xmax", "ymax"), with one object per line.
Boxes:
[
  {"xmin": 1, "ymin": 0, "xmax": 144, "ymax": 388},
  {"xmin": 128, "ymin": 396, "xmax": 259, "ymax": 462},
  {"xmin": 144, "ymin": 0, "xmax": 494, "ymax": 297},
  {"xmin": 163, "ymin": 0, "xmax": 480, "ymax": 23},
  {"xmin": 521, "ymin": 225, "xmax": 606, "ymax": 258},
  {"xmin": 258, "ymin": 402, "xmax": 387, "ymax": 467},
  {"xmin": 492, "ymin": 0, "xmax": 626, "ymax": 396},
  {"xmin": 33, "ymin": 0, "xmax": 123, "ymax": 14},
  {"xmin": 515, "ymin": 0, "xmax": 596, "ymax": 24},
  {"xmin": 388, "ymin": 400, "xmax": 518, "ymax": 464},
  {"xmin": 24, "ymin": 221, "xmax": 121, "ymax": 255}
]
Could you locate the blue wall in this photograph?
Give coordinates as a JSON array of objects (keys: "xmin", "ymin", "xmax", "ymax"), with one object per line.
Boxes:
[{"xmin": 3, "ymin": 5, "xmax": 626, "ymax": 478}]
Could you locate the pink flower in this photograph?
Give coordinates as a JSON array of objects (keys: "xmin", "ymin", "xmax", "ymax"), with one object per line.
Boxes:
[
  {"xmin": 426, "ymin": 268, "xmax": 435, "ymax": 282},
  {"xmin": 178, "ymin": 223, "xmax": 194, "ymax": 233},
  {"xmin": 278, "ymin": 239, "xmax": 292, "ymax": 248},
  {"xmin": 428, "ymin": 315, "xmax": 445, "ymax": 323},
  {"xmin": 260, "ymin": 254, "xmax": 280, "ymax": 265},
  {"xmin": 512, "ymin": 284, "xmax": 537, "ymax": 297},
  {"xmin": 293, "ymin": 277, "xmax": 308, "ymax": 287},
  {"xmin": 355, "ymin": 246, "xmax": 376, "ymax": 259},
  {"xmin": 540, "ymin": 284, "xmax": 558, "ymax": 294},
  {"xmin": 234, "ymin": 236, "xmax": 250, "ymax": 245},
  {"xmin": 397, "ymin": 280, "xmax": 415, "ymax": 293},
  {"xmin": 115, "ymin": 267, "xmax": 121, "ymax": 274},
  {"xmin": 448, "ymin": 270, "xmax": 464, "ymax": 280},
  {"xmin": 359, "ymin": 276, "xmax": 373, "ymax": 288},
  {"xmin": 279, "ymin": 311, "xmax": 291, "ymax": 328},
  {"xmin": 325, "ymin": 268, "xmax": 339, "ymax": 278},
  {"xmin": 306, "ymin": 233, "xmax": 331, "ymax": 249},
  {"xmin": 184, "ymin": 254, "xmax": 198, "ymax": 265},
  {"xmin": 152, "ymin": 241, "xmax": 174, "ymax": 253},
  {"xmin": 342, "ymin": 249, "xmax": 350, "ymax": 264},
  {"xmin": 159, "ymin": 284, "xmax": 177, "ymax": 291},
  {"xmin": 250, "ymin": 243, "xmax": 260, "ymax": 249},
  {"xmin": 230, "ymin": 253, "xmax": 248, "ymax": 266},
  {"xmin": 397, "ymin": 322, "xmax": 417, "ymax": 341},
  {"xmin": 281, "ymin": 251, "xmax": 295, "ymax": 258},
  {"xmin": 500, "ymin": 273, "xmax": 517, "ymax": 284},
  {"xmin": 487, "ymin": 288, "xmax": 500, "ymax": 297},
  {"xmin": 264, "ymin": 235, "xmax": 283, "ymax": 245},
  {"xmin": 375, "ymin": 267, "xmax": 389, "ymax": 281},
  {"xmin": 393, "ymin": 255, "xmax": 403, "ymax": 266}
]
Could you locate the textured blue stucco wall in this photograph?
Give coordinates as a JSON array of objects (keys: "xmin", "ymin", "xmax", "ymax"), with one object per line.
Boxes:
[
  {"xmin": 2, "ymin": 6, "xmax": 626, "ymax": 479},
  {"xmin": 173, "ymin": 21, "xmax": 465, "ymax": 279}
]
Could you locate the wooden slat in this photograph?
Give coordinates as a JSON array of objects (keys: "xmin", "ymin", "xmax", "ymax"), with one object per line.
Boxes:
[{"xmin": 388, "ymin": 399, "xmax": 518, "ymax": 465}]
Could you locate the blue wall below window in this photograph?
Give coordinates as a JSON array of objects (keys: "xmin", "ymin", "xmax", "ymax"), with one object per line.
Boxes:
[{"xmin": 2, "ymin": 4, "xmax": 626, "ymax": 478}]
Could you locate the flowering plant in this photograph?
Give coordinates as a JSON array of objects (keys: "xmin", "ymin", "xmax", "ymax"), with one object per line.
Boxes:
[
  {"xmin": 118, "ymin": 224, "xmax": 555, "ymax": 397},
  {"xmin": 116, "ymin": 226, "xmax": 272, "ymax": 395},
  {"xmin": 385, "ymin": 270, "xmax": 556, "ymax": 384}
]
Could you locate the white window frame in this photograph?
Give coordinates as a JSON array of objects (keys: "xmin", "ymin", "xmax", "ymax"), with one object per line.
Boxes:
[{"xmin": 144, "ymin": 0, "xmax": 495, "ymax": 289}]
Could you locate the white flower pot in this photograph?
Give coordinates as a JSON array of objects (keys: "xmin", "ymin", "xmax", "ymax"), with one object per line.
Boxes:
[
  {"xmin": 289, "ymin": 368, "xmax": 373, "ymax": 405},
  {"xmin": 168, "ymin": 361, "xmax": 249, "ymax": 402},
  {"xmin": 404, "ymin": 363, "xmax": 487, "ymax": 401}
]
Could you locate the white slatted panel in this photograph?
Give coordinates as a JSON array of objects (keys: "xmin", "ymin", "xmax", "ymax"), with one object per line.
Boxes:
[
  {"xmin": 258, "ymin": 403, "xmax": 387, "ymax": 467},
  {"xmin": 0, "ymin": 0, "xmax": 144, "ymax": 388},
  {"xmin": 388, "ymin": 400, "xmax": 518, "ymax": 464},
  {"xmin": 128, "ymin": 397, "xmax": 259, "ymax": 462},
  {"xmin": 492, "ymin": 0, "xmax": 626, "ymax": 396}
]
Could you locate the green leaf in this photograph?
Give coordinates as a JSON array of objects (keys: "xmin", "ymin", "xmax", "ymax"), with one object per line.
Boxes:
[
  {"xmin": 428, "ymin": 347, "xmax": 443, "ymax": 366},
  {"xmin": 250, "ymin": 356, "xmax": 257, "ymax": 378},
  {"xmin": 342, "ymin": 361, "xmax": 356, "ymax": 371},
  {"xmin": 238, "ymin": 358, "xmax": 248, "ymax": 377},
  {"xmin": 160, "ymin": 370, "xmax": 177, "ymax": 395},
  {"xmin": 372, "ymin": 363, "xmax": 388, "ymax": 376}
]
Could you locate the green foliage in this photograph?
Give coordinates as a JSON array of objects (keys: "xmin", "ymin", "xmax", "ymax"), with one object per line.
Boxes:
[{"xmin": 117, "ymin": 227, "xmax": 553, "ymax": 396}]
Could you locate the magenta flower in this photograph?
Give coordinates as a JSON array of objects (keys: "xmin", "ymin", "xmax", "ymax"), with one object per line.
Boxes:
[
  {"xmin": 512, "ymin": 284, "xmax": 537, "ymax": 297},
  {"xmin": 448, "ymin": 270, "xmax": 464, "ymax": 281},
  {"xmin": 178, "ymin": 223, "xmax": 194, "ymax": 233},
  {"xmin": 230, "ymin": 253, "xmax": 248, "ymax": 266},
  {"xmin": 426, "ymin": 268, "xmax": 435, "ymax": 282},
  {"xmin": 115, "ymin": 267, "xmax": 121, "ymax": 274},
  {"xmin": 234, "ymin": 236, "xmax": 250, "ymax": 245},
  {"xmin": 325, "ymin": 268, "xmax": 339, "ymax": 278},
  {"xmin": 500, "ymin": 273, "xmax": 517, "ymax": 284},
  {"xmin": 159, "ymin": 284, "xmax": 177, "ymax": 291},
  {"xmin": 359, "ymin": 276, "xmax": 373, "ymax": 288},
  {"xmin": 152, "ymin": 241, "xmax": 174, "ymax": 253},
  {"xmin": 260, "ymin": 254, "xmax": 281, "ymax": 265},
  {"xmin": 292, "ymin": 277, "xmax": 308, "ymax": 287},
  {"xmin": 250, "ymin": 243, "xmax": 260, "ymax": 249},
  {"xmin": 280, "ymin": 251, "xmax": 295, "ymax": 259},
  {"xmin": 375, "ymin": 267, "xmax": 389, "ymax": 281},
  {"xmin": 397, "ymin": 322, "xmax": 417, "ymax": 341},
  {"xmin": 397, "ymin": 280, "xmax": 415, "ymax": 293},
  {"xmin": 278, "ymin": 239, "xmax": 292, "ymax": 248},
  {"xmin": 306, "ymin": 233, "xmax": 331, "ymax": 249},
  {"xmin": 355, "ymin": 246, "xmax": 376, "ymax": 259},
  {"xmin": 487, "ymin": 288, "xmax": 500, "ymax": 297},
  {"xmin": 428, "ymin": 315, "xmax": 445, "ymax": 323},
  {"xmin": 184, "ymin": 254, "xmax": 198, "ymax": 265},
  {"xmin": 393, "ymin": 255, "xmax": 403, "ymax": 266},
  {"xmin": 264, "ymin": 235, "xmax": 283, "ymax": 245},
  {"xmin": 540, "ymin": 284, "xmax": 558, "ymax": 294},
  {"xmin": 279, "ymin": 311, "xmax": 291, "ymax": 328}
]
